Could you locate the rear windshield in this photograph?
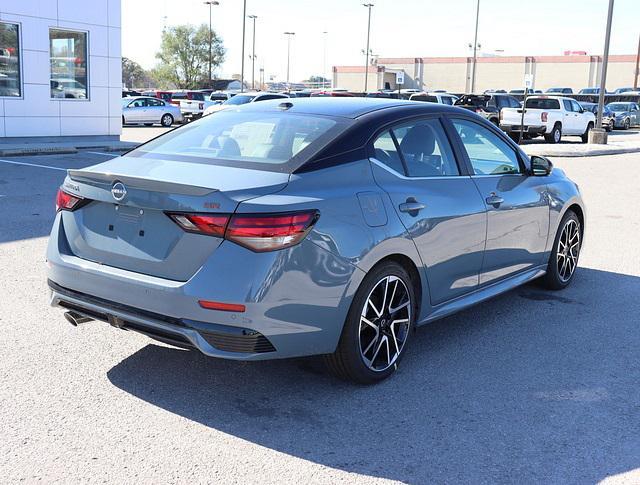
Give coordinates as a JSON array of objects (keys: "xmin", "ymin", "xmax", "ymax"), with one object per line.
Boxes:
[
  {"xmin": 127, "ymin": 109, "xmax": 349, "ymax": 173},
  {"xmin": 525, "ymin": 98, "xmax": 560, "ymax": 109},
  {"xmin": 411, "ymin": 95, "xmax": 438, "ymax": 103},
  {"xmin": 454, "ymin": 95, "xmax": 488, "ymax": 107}
]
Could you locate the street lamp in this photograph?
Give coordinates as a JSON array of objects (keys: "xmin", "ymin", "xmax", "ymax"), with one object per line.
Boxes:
[
  {"xmin": 471, "ymin": 0, "xmax": 480, "ymax": 93},
  {"xmin": 240, "ymin": 0, "xmax": 247, "ymax": 92},
  {"xmin": 284, "ymin": 32, "xmax": 295, "ymax": 89},
  {"xmin": 248, "ymin": 15, "xmax": 258, "ymax": 90},
  {"xmin": 363, "ymin": 3, "xmax": 374, "ymax": 93},
  {"xmin": 592, "ymin": 0, "xmax": 615, "ymax": 144},
  {"xmin": 323, "ymin": 31, "xmax": 328, "ymax": 90},
  {"xmin": 203, "ymin": 1, "xmax": 219, "ymax": 88}
]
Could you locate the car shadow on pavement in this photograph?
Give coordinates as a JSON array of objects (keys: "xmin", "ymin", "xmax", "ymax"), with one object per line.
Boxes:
[{"xmin": 107, "ymin": 267, "xmax": 640, "ymax": 484}]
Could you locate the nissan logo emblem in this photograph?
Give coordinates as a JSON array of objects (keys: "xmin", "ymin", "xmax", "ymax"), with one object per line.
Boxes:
[{"xmin": 111, "ymin": 181, "xmax": 127, "ymax": 201}]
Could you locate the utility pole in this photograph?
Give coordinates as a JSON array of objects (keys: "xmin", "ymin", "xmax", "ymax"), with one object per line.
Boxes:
[
  {"xmin": 284, "ymin": 32, "xmax": 295, "ymax": 89},
  {"xmin": 248, "ymin": 15, "xmax": 257, "ymax": 90},
  {"xmin": 634, "ymin": 32, "xmax": 640, "ymax": 90},
  {"xmin": 363, "ymin": 3, "xmax": 374, "ymax": 93},
  {"xmin": 203, "ymin": 1, "xmax": 219, "ymax": 89},
  {"xmin": 323, "ymin": 31, "xmax": 328, "ymax": 90},
  {"xmin": 471, "ymin": 0, "xmax": 480, "ymax": 93},
  {"xmin": 592, "ymin": 0, "xmax": 615, "ymax": 144},
  {"xmin": 240, "ymin": 0, "xmax": 247, "ymax": 92}
]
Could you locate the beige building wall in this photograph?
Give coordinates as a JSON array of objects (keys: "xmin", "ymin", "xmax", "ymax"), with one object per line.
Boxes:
[
  {"xmin": 422, "ymin": 60, "xmax": 468, "ymax": 92},
  {"xmin": 474, "ymin": 60, "xmax": 527, "ymax": 93},
  {"xmin": 333, "ymin": 55, "xmax": 638, "ymax": 94}
]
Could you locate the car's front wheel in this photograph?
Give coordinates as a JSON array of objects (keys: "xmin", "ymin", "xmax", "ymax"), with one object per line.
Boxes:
[
  {"xmin": 161, "ymin": 114, "xmax": 174, "ymax": 127},
  {"xmin": 540, "ymin": 210, "xmax": 582, "ymax": 290},
  {"xmin": 324, "ymin": 261, "xmax": 415, "ymax": 384}
]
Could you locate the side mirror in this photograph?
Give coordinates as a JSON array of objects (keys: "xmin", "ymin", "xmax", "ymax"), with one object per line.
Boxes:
[
  {"xmin": 530, "ymin": 156, "xmax": 553, "ymax": 176},
  {"xmin": 579, "ymin": 108, "xmax": 584, "ymax": 113}
]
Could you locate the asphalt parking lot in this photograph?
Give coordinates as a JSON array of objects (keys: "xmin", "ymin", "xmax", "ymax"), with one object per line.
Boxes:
[{"xmin": 0, "ymin": 149, "xmax": 639, "ymax": 484}]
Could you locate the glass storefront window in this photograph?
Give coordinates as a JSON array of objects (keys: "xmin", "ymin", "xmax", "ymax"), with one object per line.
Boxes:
[
  {"xmin": 0, "ymin": 22, "xmax": 21, "ymax": 97},
  {"xmin": 49, "ymin": 29, "xmax": 88, "ymax": 99}
]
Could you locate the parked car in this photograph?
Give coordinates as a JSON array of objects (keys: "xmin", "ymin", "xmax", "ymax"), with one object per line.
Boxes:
[
  {"xmin": 50, "ymin": 78, "xmax": 87, "ymax": 99},
  {"xmin": 483, "ymin": 89, "xmax": 507, "ymax": 94},
  {"xmin": 47, "ymin": 98, "xmax": 585, "ymax": 384},
  {"xmin": 141, "ymin": 90, "xmax": 173, "ymax": 103},
  {"xmin": 579, "ymin": 102, "xmax": 615, "ymax": 132},
  {"xmin": 409, "ymin": 92, "xmax": 458, "ymax": 105},
  {"xmin": 545, "ymin": 87, "xmax": 573, "ymax": 94},
  {"xmin": 613, "ymin": 87, "xmax": 638, "ymax": 95},
  {"xmin": 509, "ymin": 89, "xmax": 542, "ymax": 94},
  {"xmin": 605, "ymin": 102, "xmax": 640, "ymax": 129},
  {"xmin": 311, "ymin": 89, "xmax": 355, "ymax": 97},
  {"xmin": 121, "ymin": 96, "xmax": 182, "ymax": 127},
  {"xmin": 454, "ymin": 94, "xmax": 521, "ymax": 125},
  {"xmin": 168, "ymin": 90, "xmax": 206, "ymax": 106},
  {"xmin": 500, "ymin": 96, "xmax": 595, "ymax": 143},
  {"xmin": 202, "ymin": 92, "xmax": 289, "ymax": 116},
  {"xmin": 578, "ymin": 87, "xmax": 609, "ymax": 95}
]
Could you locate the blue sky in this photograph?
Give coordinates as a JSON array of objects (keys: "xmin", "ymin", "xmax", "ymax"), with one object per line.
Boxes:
[{"xmin": 122, "ymin": 0, "xmax": 640, "ymax": 82}]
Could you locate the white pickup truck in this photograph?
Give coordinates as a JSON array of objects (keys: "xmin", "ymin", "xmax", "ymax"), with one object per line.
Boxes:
[{"xmin": 500, "ymin": 96, "xmax": 595, "ymax": 143}]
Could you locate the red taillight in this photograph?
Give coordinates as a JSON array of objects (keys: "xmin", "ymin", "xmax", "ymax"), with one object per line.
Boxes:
[
  {"xmin": 541, "ymin": 112, "xmax": 548, "ymax": 122},
  {"xmin": 226, "ymin": 211, "xmax": 319, "ymax": 252},
  {"xmin": 198, "ymin": 300, "xmax": 246, "ymax": 312},
  {"xmin": 166, "ymin": 210, "xmax": 319, "ymax": 252},
  {"xmin": 168, "ymin": 213, "xmax": 229, "ymax": 237},
  {"xmin": 55, "ymin": 188, "xmax": 85, "ymax": 212}
]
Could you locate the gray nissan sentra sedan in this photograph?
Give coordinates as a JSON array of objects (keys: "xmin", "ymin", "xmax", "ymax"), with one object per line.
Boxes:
[{"xmin": 47, "ymin": 98, "xmax": 585, "ymax": 383}]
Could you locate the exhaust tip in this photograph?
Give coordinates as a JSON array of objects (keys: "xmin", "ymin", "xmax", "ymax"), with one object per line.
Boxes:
[{"xmin": 64, "ymin": 311, "xmax": 93, "ymax": 327}]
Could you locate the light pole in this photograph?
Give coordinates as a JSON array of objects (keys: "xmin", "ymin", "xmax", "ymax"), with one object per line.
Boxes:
[
  {"xmin": 248, "ymin": 15, "xmax": 257, "ymax": 90},
  {"xmin": 284, "ymin": 32, "xmax": 295, "ymax": 89},
  {"xmin": 592, "ymin": 0, "xmax": 615, "ymax": 144},
  {"xmin": 471, "ymin": 0, "xmax": 480, "ymax": 93},
  {"xmin": 240, "ymin": 0, "xmax": 247, "ymax": 92},
  {"xmin": 634, "ymin": 32, "xmax": 640, "ymax": 90},
  {"xmin": 203, "ymin": 1, "xmax": 219, "ymax": 88},
  {"xmin": 323, "ymin": 31, "xmax": 328, "ymax": 89},
  {"xmin": 363, "ymin": 3, "xmax": 374, "ymax": 93}
]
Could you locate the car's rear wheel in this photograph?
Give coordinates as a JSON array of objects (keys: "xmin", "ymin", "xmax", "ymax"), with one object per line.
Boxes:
[
  {"xmin": 606, "ymin": 120, "xmax": 614, "ymax": 132},
  {"xmin": 581, "ymin": 122, "xmax": 593, "ymax": 143},
  {"xmin": 540, "ymin": 211, "xmax": 581, "ymax": 290},
  {"xmin": 161, "ymin": 114, "xmax": 174, "ymax": 127},
  {"xmin": 324, "ymin": 261, "xmax": 415, "ymax": 384},
  {"xmin": 545, "ymin": 123, "xmax": 562, "ymax": 144},
  {"xmin": 624, "ymin": 118, "xmax": 631, "ymax": 130}
]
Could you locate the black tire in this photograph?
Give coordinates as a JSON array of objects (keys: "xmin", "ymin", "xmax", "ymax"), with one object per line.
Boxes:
[
  {"xmin": 623, "ymin": 118, "xmax": 630, "ymax": 130},
  {"xmin": 122, "ymin": 116, "xmax": 126, "ymax": 126},
  {"xmin": 606, "ymin": 120, "xmax": 614, "ymax": 132},
  {"xmin": 544, "ymin": 123, "xmax": 562, "ymax": 144},
  {"xmin": 161, "ymin": 114, "xmax": 174, "ymax": 127},
  {"xmin": 490, "ymin": 118, "xmax": 500, "ymax": 127},
  {"xmin": 324, "ymin": 261, "xmax": 416, "ymax": 384},
  {"xmin": 581, "ymin": 122, "xmax": 593, "ymax": 143},
  {"xmin": 508, "ymin": 132, "xmax": 520, "ymax": 143},
  {"xmin": 540, "ymin": 211, "xmax": 581, "ymax": 290}
]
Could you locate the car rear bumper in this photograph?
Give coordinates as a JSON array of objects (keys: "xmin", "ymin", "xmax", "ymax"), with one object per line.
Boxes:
[
  {"xmin": 500, "ymin": 124, "xmax": 547, "ymax": 135},
  {"xmin": 46, "ymin": 213, "xmax": 364, "ymax": 360}
]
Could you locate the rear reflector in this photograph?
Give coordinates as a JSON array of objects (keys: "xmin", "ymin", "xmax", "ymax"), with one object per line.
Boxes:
[
  {"xmin": 55, "ymin": 188, "xmax": 87, "ymax": 212},
  {"xmin": 198, "ymin": 300, "xmax": 246, "ymax": 312},
  {"xmin": 166, "ymin": 210, "xmax": 319, "ymax": 252}
]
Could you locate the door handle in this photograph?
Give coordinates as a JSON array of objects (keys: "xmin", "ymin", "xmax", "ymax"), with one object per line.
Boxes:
[
  {"xmin": 485, "ymin": 193, "xmax": 504, "ymax": 206},
  {"xmin": 399, "ymin": 198, "xmax": 426, "ymax": 214}
]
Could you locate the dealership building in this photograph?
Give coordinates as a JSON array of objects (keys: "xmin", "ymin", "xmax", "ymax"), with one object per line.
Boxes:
[
  {"xmin": 0, "ymin": 0, "xmax": 121, "ymax": 140},
  {"xmin": 333, "ymin": 55, "xmax": 639, "ymax": 93}
]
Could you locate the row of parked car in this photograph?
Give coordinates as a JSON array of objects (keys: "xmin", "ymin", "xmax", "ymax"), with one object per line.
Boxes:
[{"xmin": 481, "ymin": 87, "xmax": 640, "ymax": 95}]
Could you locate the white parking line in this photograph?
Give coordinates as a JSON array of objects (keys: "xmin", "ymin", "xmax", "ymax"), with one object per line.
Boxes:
[
  {"xmin": 0, "ymin": 159, "xmax": 68, "ymax": 171},
  {"xmin": 86, "ymin": 151, "xmax": 119, "ymax": 157}
]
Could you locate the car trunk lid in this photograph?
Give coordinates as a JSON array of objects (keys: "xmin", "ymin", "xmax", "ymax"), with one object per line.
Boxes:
[{"xmin": 62, "ymin": 156, "xmax": 289, "ymax": 281}]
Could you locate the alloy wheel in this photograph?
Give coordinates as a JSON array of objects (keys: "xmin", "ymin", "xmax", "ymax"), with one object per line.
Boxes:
[
  {"xmin": 359, "ymin": 275, "xmax": 411, "ymax": 372},
  {"xmin": 557, "ymin": 219, "xmax": 580, "ymax": 283},
  {"xmin": 554, "ymin": 128, "xmax": 561, "ymax": 143}
]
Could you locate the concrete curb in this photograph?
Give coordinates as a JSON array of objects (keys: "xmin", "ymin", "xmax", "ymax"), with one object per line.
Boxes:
[
  {"xmin": 522, "ymin": 145, "xmax": 640, "ymax": 158},
  {"xmin": 0, "ymin": 143, "xmax": 139, "ymax": 157}
]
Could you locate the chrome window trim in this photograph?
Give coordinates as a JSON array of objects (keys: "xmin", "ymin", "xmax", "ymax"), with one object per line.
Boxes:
[{"xmin": 370, "ymin": 157, "xmax": 466, "ymax": 181}]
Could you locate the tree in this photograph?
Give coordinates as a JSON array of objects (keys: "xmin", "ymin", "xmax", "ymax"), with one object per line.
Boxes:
[
  {"xmin": 154, "ymin": 24, "xmax": 225, "ymax": 89},
  {"xmin": 121, "ymin": 57, "xmax": 148, "ymax": 89}
]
